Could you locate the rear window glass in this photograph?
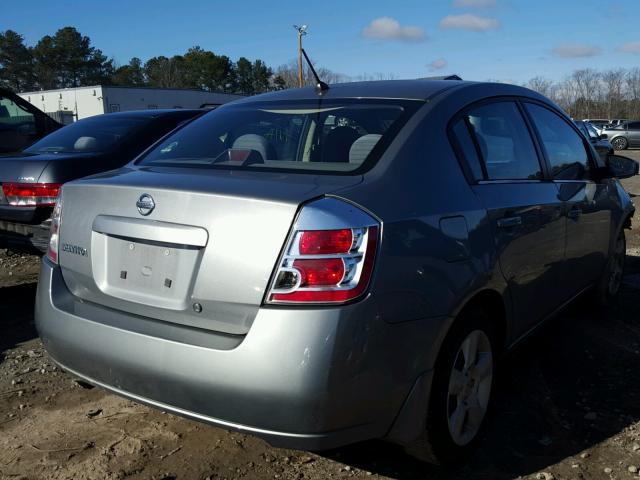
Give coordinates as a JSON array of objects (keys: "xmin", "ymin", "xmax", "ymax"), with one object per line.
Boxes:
[
  {"xmin": 137, "ymin": 99, "xmax": 421, "ymax": 173},
  {"xmin": 25, "ymin": 116, "xmax": 147, "ymax": 154}
]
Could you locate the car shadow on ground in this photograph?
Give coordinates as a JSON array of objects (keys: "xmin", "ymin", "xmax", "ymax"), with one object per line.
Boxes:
[
  {"xmin": 0, "ymin": 282, "xmax": 39, "ymax": 362},
  {"xmin": 322, "ymin": 256, "xmax": 640, "ymax": 479}
]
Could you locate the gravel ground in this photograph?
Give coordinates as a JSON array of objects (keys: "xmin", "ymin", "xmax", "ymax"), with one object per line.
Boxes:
[{"xmin": 2, "ymin": 151, "xmax": 640, "ymax": 480}]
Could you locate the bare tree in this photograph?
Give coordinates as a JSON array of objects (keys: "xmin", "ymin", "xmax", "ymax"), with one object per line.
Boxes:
[
  {"xmin": 627, "ymin": 68, "xmax": 640, "ymax": 119},
  {"xmin": 570, "ymin": 69, "xmax": 602, "ymax": 119},
  {"xmin": 525, "ymin": 76, "xmax": 554, "ymax": 98},
  {"xmin": 555, "ymin": 77, "xmax": 579, "ymax": 117},
  {"xmin": 601, "ymin": 69, "xmax": 626, "ymax": 118},
  {"xmin": 274, "ymin": 59, "xmax": 396, "ymax": 90},
  {"xmin": 273, "ymin": 59, "xmax": 348, "ymax": 89}
]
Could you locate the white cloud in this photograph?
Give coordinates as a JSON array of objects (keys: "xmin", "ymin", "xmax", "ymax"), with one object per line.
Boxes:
[
  {"xmin": 552, "ymin": 43, "xmax": 601, "ymax": 58},
  {"xmin": 429, "ymin": 58, "xmax": 448, "ymax": 71},
  {"xmin": 361, "ymin": 17, "xmax": 425, "ymax": 42},
  {"xmin": 439, "ymin": 14, "xmax": 500, "ymax": 32},
  {"xmin": 453, "ymin": 0, "xmax": 496, "ymax": 7},
  {"xmin": 618, "ymin": 41, "xmax": 640, "ymax": 54}
]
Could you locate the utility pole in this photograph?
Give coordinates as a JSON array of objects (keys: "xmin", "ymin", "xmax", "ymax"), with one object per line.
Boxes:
[{"xmin": 293, "ymin": 25, "xmax": 308, "ymax": 87}]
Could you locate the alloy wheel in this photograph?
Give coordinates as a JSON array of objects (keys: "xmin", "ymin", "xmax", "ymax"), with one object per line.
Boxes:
[
  {"xmin": 612, "ymin": 137, "xmax": 627, "ymax": 150},
  {"xmin": 446, "ymin": 329, "xmax": 493, "ymax": 446}
]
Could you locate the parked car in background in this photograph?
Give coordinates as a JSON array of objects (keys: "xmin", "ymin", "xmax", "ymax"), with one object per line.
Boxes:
[
  {"xmin": 601, "ymin": 121, "xmax": 640, "ymax": 150},
  {"xmin": 574, "ymin": 120, "xmax": 614, "ymax": 160},
  {"xmin": 583, "ymin": 118, "xmax": 610, "ymax": 131},
  {"xmin": 0, "ymin": 87, "xmax": 62, "ymax": 154},
  {"xmin": 608, "ymin": 119, "xmax": 628, "ymax": 128},
  {"xmin": 0, "ymin": 109, "xmax": 203, "ymax": 252},
  {"xmin": 36, "ymin": 80, "xmax": 637, "ymax": 464}
]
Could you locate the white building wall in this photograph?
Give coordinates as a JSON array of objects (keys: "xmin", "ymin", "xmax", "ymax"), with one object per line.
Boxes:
[
  {"xmin": 18, "ymin": 86, "xmax": 243, "ymax": 121},
  {"xmin": 18, "ymin": 86, "xmax": 105, "ymax": 120},
  {"xmin": 102, "ymin": 87, "xmax": 242, "ymax": 113}
]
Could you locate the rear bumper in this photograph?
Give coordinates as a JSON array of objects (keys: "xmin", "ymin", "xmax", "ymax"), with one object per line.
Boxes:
[
  {"xmin": 35, "ymin": 258, "xmax": 449, "ymax": 450},
  {"xmin": 0, "ymin": 219, "xmax": 49, "ymax": 253}
]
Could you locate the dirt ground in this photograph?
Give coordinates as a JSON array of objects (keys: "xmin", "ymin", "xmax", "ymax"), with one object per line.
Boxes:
[{"xmin": 2, "ymin": 152, "xmax": 640, "ymax": 480}]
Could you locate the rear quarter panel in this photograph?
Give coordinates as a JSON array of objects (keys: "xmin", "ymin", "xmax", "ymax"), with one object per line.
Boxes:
[{"xmin": 336, "ymin": 84, "xmax": 510, "ymax": 332}]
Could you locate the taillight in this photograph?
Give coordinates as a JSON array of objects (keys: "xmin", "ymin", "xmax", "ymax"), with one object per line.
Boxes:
[
  {"xmin": 299, "ymin": 229, "xmax": 353, "ymax": 255},
  {"xmin": 267, "ymin": 198, "xmax": 379, "ymax": 304},
  {"xmin": 47, "ymin": 196, "xmax": 63, "ymax": 264},
  {"xmin": 2, "ymin": 183, "xmax": 62, "ymax": 207}
]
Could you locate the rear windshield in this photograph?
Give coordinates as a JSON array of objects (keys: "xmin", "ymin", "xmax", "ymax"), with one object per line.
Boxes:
[
  {"xmin": 137, "ymin": 99, "xmax": 421, "ymax": 173},
  {"xmin": 25, "ymin": 116, "xmax": 147, "ymax": 154}
]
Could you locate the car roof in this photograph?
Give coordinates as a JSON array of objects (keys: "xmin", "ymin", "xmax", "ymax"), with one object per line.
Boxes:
[
  {"xmin": 230, "ymin": 80, "xmax": 475, "ymax": 103},
  {"xmin": 227, "ymin": 80, "xmax": 556, "ymax": 109}
]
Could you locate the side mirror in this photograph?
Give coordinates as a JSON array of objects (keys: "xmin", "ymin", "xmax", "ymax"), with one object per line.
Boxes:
[
  {"xmin": 599, "ymin": 134, "xmax": 608, "ymax": 140},
  {"xmin": 607, "ymin": 154, "xmax": 639, "ymax": 179}
]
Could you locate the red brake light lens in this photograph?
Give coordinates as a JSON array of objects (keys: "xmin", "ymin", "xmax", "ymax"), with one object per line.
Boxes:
[
  {"xmin": 299, "ymin": 229, "xmax": 353, "ymax": 255},
  {"xmin": 293, "ymin": 258, "xmax": 345, "ymax": 286},
  {"xmin": 269, "ymin": 226, "xmax": 379, "ymax": 304},
  {"xmin": 2, "ymin": 183, "xmax": 62, "ymax": 207}
]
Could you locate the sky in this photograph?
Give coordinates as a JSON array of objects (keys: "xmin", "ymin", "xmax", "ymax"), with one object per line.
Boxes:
[{"xmin": 3, "ymin": 0, "xmax": 640, "ymax": 84}]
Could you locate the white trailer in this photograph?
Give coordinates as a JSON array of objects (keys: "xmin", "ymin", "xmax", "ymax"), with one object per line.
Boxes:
[{"xmin": 18, "ymin": 85, "xmax": 243, "ymax": 122}]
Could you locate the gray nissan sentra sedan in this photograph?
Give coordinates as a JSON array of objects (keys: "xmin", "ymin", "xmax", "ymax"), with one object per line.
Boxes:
[{"xmin": 35, "ymin": 80, "xmax": 638, "ymax": 463}]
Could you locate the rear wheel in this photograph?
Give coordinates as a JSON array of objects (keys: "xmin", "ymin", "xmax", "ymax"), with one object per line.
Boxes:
[
  {"xmin": 596, "ymin": 228, "xmax": 626, "ymax": 306},
  {"xmin": 405, "ymin": 309, "xmax": 495, "ymax": 464},
  {"xmin": 612, "ymin": 137, "xmax": 628, "ymax": 150}
]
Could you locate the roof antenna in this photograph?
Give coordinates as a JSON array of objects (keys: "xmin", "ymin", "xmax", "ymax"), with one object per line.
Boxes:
[{"xmin": 301, "ymin": 48, "xmax": 329, "ymax": 94}]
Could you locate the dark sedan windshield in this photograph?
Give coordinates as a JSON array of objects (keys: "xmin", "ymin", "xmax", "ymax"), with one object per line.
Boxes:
[
  {"xmin": 137, "ymin": 99, "xmax": 421, "ymax": 173},
  {"xmin": 25, "ymin": 115, "xmax": 146, "ymax": 154}
]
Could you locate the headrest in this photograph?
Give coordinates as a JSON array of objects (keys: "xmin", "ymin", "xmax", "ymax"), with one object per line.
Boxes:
[
  {"xmin": 74, "ymin": 136, "xmax": 98, "ymax": 151},
  {"xmin": 232, "ymin": 134, "xmax": 272, "ymax": 161},
  {"xmin": 349, "ymin": 134, "xmax": 382, "ymax": 164}
]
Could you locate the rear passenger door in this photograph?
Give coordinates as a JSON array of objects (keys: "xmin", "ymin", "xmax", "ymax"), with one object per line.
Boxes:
[
  {"xmin": 451, "ymin": 100, "xmax": 566, "ymax": 335},
  {"xmin": 524, "ymin": 102, "xmax": 612, "ymax": 293}
]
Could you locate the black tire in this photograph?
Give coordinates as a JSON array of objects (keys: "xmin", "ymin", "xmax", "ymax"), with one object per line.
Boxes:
[
  {"xmin": 612, "ymin": 137, "xmax": 628, "ymax": 151},
  {"xmin": 405, "ymin": 308, "xmax": 496, "ymax": 464},
  {"xmin": 596, "ymin": 228, "xmax": 626, "ymax": 307}
]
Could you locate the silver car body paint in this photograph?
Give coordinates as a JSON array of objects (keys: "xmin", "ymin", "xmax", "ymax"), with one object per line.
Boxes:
[{"xmin": 35, "ymin": 80, "xmax": 635, "ymax": 450}]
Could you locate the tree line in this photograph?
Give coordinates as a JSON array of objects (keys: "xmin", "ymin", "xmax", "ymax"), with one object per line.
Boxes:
[
  {"xmin": 0, "ymin": 27, "xmax": 299, "ymax": 95},
  {"xmin": 0, "ymin": 27, "xmax": 397, "ymax": 96},
  {"xmin": 524, "ymin": 68, "xmax": 640, "ymax": 120}
]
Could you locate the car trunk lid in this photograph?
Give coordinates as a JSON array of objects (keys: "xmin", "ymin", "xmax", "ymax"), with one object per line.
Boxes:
[
  {"xmin": 0, "ymin": 153, "xmax": 55, "ymax": 221},
  {"xmin": 57, "ymin": 167, "xmax": 362, "ymax": 335},
  {"xmin": 0, "ymin": 152, "xmax": 101, "ymax": 222}
]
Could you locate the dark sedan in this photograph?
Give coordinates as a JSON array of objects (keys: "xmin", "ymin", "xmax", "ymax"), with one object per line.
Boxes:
[
  {"xmin": 0, "ymin": 109, "xmax": 203, "ymax": 252},
  {"xmin": 574, "ymin": 120, "xmax": 614, "ymax": 160}
]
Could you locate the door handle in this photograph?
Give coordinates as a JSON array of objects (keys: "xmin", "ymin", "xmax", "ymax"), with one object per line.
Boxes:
[
  {"xmin": 497, "ymin": 216, "xmax": 522, "ymax": 228},
  {"xmin": 567, "ymin": 208, "xmax": 582, "ymax": 220}
]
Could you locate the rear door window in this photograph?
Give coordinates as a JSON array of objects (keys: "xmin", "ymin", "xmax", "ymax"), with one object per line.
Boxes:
[
  {"xmin": 464, "ymin": 101, "xmax": 542, "ymax": 181},
  {"xmin": 525, "ymin": 103, "xmax": 591, "ymax": 181},
  {"xmin": 0, "ymin": 95, "xmax": 37, "ymax": 151}
]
